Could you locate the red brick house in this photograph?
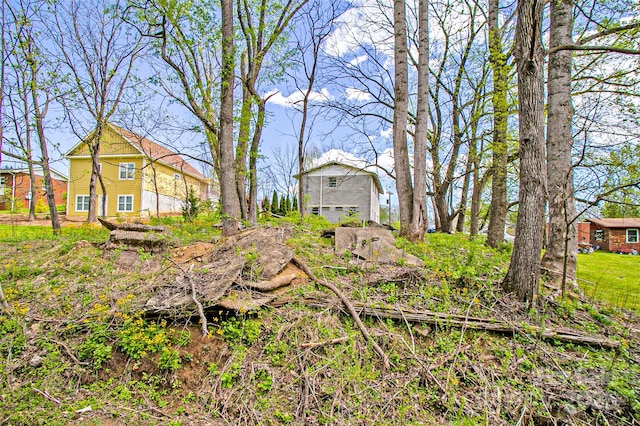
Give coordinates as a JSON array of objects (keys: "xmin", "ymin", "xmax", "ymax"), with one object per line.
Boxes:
[
  {"xmin": 0, "ymin": 167, "xmax": 68, "ymax": 211},
  {"xmin": 585, "ymin": 218, "xmax": 640, "ymax": 253}
]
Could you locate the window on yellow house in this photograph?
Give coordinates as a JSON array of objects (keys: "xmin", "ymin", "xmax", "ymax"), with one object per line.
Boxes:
[
  {"xmin": 117, "ymin": 195, "xmax": 134, "ymax": 212},
  {"xmin": 119, "ymin": 163, "xmax": 135, "ymax": 180},
  {"xmin": 76, "ymin": 195, "xmax": 90, "ymax": 212}
]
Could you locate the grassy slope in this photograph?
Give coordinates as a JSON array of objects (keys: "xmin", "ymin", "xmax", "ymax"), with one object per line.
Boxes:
[
  {"xmin": 0, "ymin": 218, "xmax": 638, "ymax": 425},
  {"xmin": 577, "ymin": 252, "xmax": 640, "ymax": 312}
]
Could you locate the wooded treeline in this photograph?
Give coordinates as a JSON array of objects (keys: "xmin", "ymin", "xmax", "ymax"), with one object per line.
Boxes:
[{"xmin": 1, "ymin": 0, "xmax": 639, "ymax": 302}]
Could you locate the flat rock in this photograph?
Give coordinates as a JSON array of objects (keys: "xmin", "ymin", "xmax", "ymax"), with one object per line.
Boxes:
[{"xmin": 334, "ymin": 227, "xmax": 423, "ymax": 266}]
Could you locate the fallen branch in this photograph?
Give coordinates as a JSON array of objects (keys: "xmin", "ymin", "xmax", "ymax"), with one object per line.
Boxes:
[
  {"xmin": 347, "ymin": 302, "xmax": 620, "ymax": 349},
  {"xmin": 292, "ymin": 257, "xmax": 391, "ymax": 369},
  {"xmin": 98, "ymin": 217, "xmax": 165, "ymax": 233},
  {"xmin": 185, "ymin": 265, "xmax": 208, "ymax": 337},
  {"xmin": 246, "ymin": 272, "xmax": 297, "ymax": 291},
  {"xmin": 274, "ymin": 293, "xmax": 620, "ymax": 349},
  {"xmin": 33, "ymin": 387, "xmax": 61, "ymax": 405},
  {"xmin": 51, "ymin": 339, "xmax": 89, "ymax": 366}
]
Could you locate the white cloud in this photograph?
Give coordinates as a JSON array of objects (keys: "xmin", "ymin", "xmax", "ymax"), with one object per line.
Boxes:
[
  {"xmin": 379, "ymin": 127, "xmax": 392, "ymax": 139},
  {"xmin": 263, "ymin": 88, "xmax": 333, "ymax": 108},
  {"xmin": 323, "ymin": 1, "xmax": 395, "ymax": 59},
  {"xmin": 349, "ymin": 55, "xmax": 368, "ymax": 66},
  {"xmin": 311, "ymin": 148, "xmax": 368, "ymax": 169},
  {"xmin": 345, "ymin": 87, "xmax": 372, "ymax": 102},
  {"xmin": 311, "ymin": 148, "xmax": 395, "ymax": 181}
]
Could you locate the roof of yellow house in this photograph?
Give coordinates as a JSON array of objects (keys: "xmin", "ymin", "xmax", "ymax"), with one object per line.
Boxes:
[
  {"xmin": 66, "ymin": 123, "xmax": 207, "ymax": 180},
  {"xmin": 109, "ymin": 124, "xmax": 205, "ymax": 179}
]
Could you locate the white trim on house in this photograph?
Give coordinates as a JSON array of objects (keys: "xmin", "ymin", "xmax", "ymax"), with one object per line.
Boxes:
[
  {"xmin": 117, "ymin": 194, "xmax": 134, "ymax": 212},
  {"xmin": 118, "ymin": 162, "xmax": 135, "ymax": 180},
  {"xmin": 627, "ymin": 228, "xmax": 639, "ymax": 243},
  {"xmin": 75, "ymin": 195, "xmax": 90, "ymax": 212}
]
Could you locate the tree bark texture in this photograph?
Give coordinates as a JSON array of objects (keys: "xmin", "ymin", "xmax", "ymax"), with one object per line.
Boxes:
[
  {"xmin": 502, "ymin": 0, "xmax": 546, "ymax": 305},
  {"xmin": 408, "ymin": 0, "xmax": 429, "ymax": 241},
  {"xmin": 486, "ymin": 0, "xmax": 510, "ymax": 247},
  {"xmin": 392, "ymin": 0, "xmax": 413, "ymax": 236},
  {"xmin": 220, "ymin": 0, "xmax": 241, "ymax": 236},
  {"xmin": 542, "ymin": 0, "xmax": 577, "ymax": 283}
]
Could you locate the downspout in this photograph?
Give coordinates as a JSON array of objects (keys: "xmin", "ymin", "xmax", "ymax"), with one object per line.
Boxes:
[
  {"xmin": 10, "ymin": 170, "xmax": 15, "ymax": 211},
  {"xmin": 140, "ymin": 158, "xmax": 146, "ymax": 217},
  {"xmin": 319, "ymin": 168, "xmax": 323, "ymax": 213}
]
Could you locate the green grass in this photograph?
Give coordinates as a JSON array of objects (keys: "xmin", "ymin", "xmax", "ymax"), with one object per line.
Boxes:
[
  {"xmin": 0, "ymin": 224, "xmax": 108, "ymax": 243},
  {"xmin": 577, "ymin": 251, "xmax": 640, "ymax": 312}
]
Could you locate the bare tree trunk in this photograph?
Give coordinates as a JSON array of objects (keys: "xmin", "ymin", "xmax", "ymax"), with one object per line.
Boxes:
[
  {"xmin": 220, "ymin": 0, "xmax": 241, "ymax": 236},
  {"xmin": 408, "ymin": 0, "xmax": 429, "ymax": 241},
  {"xmin": 393, "ymin": 0, "xmax": 413, "ymax": 236},
  {"xmin": 469, "ymin": 164, "xmax": 482, "ymax": 236},
  {"xmin": 235, "ymin": 80, "xmax": 251, "ymax": 221},
  {"xmin": 502, "ymin": 0, "xmax": 545, "ymax": 305},
  {"xmin": 87, "ymin": 152, "xmax": 99, "ymax": 223},
  {"xmin": 32, "ymin": 103, "xmax": 60, "ymax": 234},
  {"xmin": 248, "ymin": 99, "xmax": 266, "ymax": 226},
  {"xmin": 27, "ymin": 164, "xmax": 36, "ymax": 221},
  {"xmin": 25, "ymin": 28, "xmax": 60, "ymax": 234},
  {"xmin": 456, "ymin": 167, "xmax": 470, "ymax": 233},
  {"xmin": 542, "ymin": 0, "xmax": 577, "ymax": 285},
  {"xmin": 486, "ymin": 0, "xmax": 510, "ymax": 247}
]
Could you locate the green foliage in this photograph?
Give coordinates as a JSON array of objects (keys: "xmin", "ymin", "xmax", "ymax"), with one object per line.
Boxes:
[
  {"xmin": 279, "ymin": 194, "xmax": 287, "ymax": 215},
  {"xmin": 77, "ymin": 323, "xmax": 113, "ymax": 369},
  {"xmin": 253, "ymin": 368, "xmax": 273, "ymax": 393},
  {"xmin": 118, "ymin": 316, "xmax": 171, "ymax": 360},
  {"xmin": 158, "ymin": 347, "xmax": 182, "ymax": 371},
  {"xmin": 600, "ymin": 142, "xmax": 640, "ymax": 218},
  {"xmin": 398, "ymin": 232, "xmax": 511, "ymax": 285},
  {"xmin": 0, "ymin": 315, "xmax": 26, "ymax": 357},
  {"xmin": 182, "ymin": 187, "xmax": 200, "ymax": 221},
  {"xmin": 262, "ymin": 196, "xmax": 270, "ymax": 212},
  {"xmin": 34, "ymin": 198, "xmax": 49, "ymax": 213},
  {"xmin": 264, "ymin": 340, "xmax": 289, "ymax": 367},
  {"xmin": 271, "ymin": 190, "xmax": 279, "ymax": 214},
  {"xmin": 218, "ymin": 316, "xmax": 261, "ymax": 344}
]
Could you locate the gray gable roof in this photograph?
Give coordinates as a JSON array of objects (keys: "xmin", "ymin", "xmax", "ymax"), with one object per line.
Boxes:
[{"xmin": 297, "ymin": 161, "xmax": 384, "ymax": 194}]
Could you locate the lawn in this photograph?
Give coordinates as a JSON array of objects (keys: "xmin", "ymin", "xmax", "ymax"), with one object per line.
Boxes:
[
  {"xmin": 577, "ymin": 251, "xmax": 640, "ymax": 312},
  {"xmin": 0, "ymin": 223, "xmax": 108, "ymax": 243}
]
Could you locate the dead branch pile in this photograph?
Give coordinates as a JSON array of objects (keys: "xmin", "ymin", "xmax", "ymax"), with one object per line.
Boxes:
[{"xmin": 136, "ymin": 225, "xmax": 618, "ymax": 365}]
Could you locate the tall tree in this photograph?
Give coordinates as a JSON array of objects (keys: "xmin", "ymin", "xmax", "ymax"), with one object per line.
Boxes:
[
  {"xmin": 236, "ymin": 0, "xmax": 308, "ymax": 224},
  {"xmin": 543, "ymin": 0, "xmax": 640, "ymax": 288},
  {"xmin": 220, "ymin": 0, "xmax": 241, "ymax": 235},
  {"xmin": 502, "ymin": 0, "xmax": 545, "ymax": 304},
  {"xmin": 423, "ymin": 0, "xmax": 487, "ymax": 233},
  {"xmin": 541, "ymin": 0, "xmax": 576, "ymax": 284},
  {"xmin": 3, "ymin": 0, "xmax": 61, "ymax": 233},
  {"xmin": 486, "ymin": 0, "xmax": 514, "ymax": 247},
  {"xmin": 50, "ymin": 0, "xmax": 144, "ymax": 222},
  {"xmin": 392, "ymin": 0, "xmax": 413, "ymax": 237},
  {"xmin": 289, "ymin": 0, "xmax": 338, "ymax": 218},
  {"xmin": 407, "ymin": 0, "xmax": 429, "ymax": 241}
]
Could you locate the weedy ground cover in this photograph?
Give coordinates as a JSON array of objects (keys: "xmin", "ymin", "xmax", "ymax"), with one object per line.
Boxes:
[{"xmin": 0, "ymin": 218, "xmax": 637, "ymax": 425}]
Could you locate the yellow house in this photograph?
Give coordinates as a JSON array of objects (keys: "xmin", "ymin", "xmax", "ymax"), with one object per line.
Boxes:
[{"xmin": 65, "ymin": 123, "xmax": 213, "ymax": 218}]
